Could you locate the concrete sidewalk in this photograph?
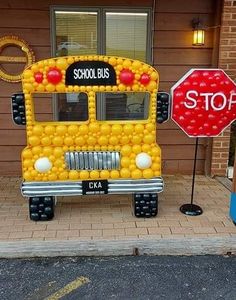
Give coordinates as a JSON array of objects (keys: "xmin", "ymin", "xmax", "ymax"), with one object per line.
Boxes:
[{"xmin": 0, "ymin": 175, "xmax": 235, "ymax": 257}]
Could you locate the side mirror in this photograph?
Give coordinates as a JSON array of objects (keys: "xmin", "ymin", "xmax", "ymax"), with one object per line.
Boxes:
[
  {"xmin": 156, "ymin": 92, "xmax": 170, "ymax": 124},
  {"xmin": 11, "ymin": 93, "xmax": 26, "ymax": 125}
]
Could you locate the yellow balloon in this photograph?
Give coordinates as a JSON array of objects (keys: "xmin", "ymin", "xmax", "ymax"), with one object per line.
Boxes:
[
  {"xmin": 110, "ymin": 170, "xmax": 119, "ymax": 179},
  {"xmin": 22, "ymin": 149, "xmax": 33, "ymax": 159},
  {"xmin": 142, "ymin": 144, "xmax": 151, "ymax": 152},
  {"xmin": 59, "ymin": 171, "xmax": 68, "ymax": 180},
  {"xmin": 29, "ymin": 136, "xmax": 40, "ymax": 146},
  {"xmin": 56, "ymin": 125, "xmax": 67, "ymax": 136},
  {"xmin": 132, "ymin": 60, "xmax": 141, "ymax": 70},
  {"xmin": 150, "ymin": 71, "xmax": 158, "ymax": 81},
  {"xmin": 98, "ymin": 136, "xmax": 108, "ymax": 146},
  {"xmin": 132, "ymin": 84, "xmax": 139, "ymax": 92},
  {"xmin": 89, "ymin": 123, "xmax": 100, "ymax": 133},
  {"xmin": 80, "ymin": 170, "xmax": 89, "ymax": 180},
  {"xmin": 43, "ymin": 146, "xmax": 53, "ymax": 156},
  {"xmin": 144, "ymin": 134, "xmax": 155, "ymax": 144},
  {"xmin": 69, "ymin": 170, "xmax": 79, "ymax": 180},
  {"xmin": 147, "ymin": 81, "xmax": 157, "ymax": 92},
  {"xmin": 79, "ymin": 125, "xmax": 89, "ymax": 135},
  {"xmin": 24, "ymin": 70, "xmax": 33, "ymax": 79},
  {"xmin": 145, "ymin": 123, "xmax": 155, "ymax": 132},
  {"xmin": 48, "ymin": 59, "xmax": 56, "ymax": 67},
  {"xmin": 56, "ymin": 83, "xmax": 66, "ymax": 92},
  {"xmin": 123, "ymin": 59, "xmax": 132, "ymax": 68},
  {"xmin": 67, "ymin": 57, "xmax": 74, "ymax": 65},
  {"xmin": 64, "ymin": 137, "xmax": 74, "ymax": 146},
  {"xmin": 44, "ymin": 125, "xmax": 55, "ymax": 135},
  {"xmin": 152, "ymin": 147, "xmax": 161, "ymax": 156},
  {"xmin": 124, "ymin": 124, "xmax": 134, "ymax": 135},
  {"xmin": 143, "ymin": 169, "xmax": 154, "ymax": 179},
  {"xmin": 36, "ymin": 84, "xmax": 45, "ymax": 92},
  {"xmin": 45, "ymin": 83, "xmax": 56, "ymax": 92},
  {"xmin": 109, "ymin": 136, "xmax": 118, "ymax": 145},
  {"xmin": 54, "ymin": 159, "xmax": 64, "ymax": 167},
  {"xmin": 56, "ymin": 58, "xmax": 68, "ymax": 70},
  {"xmin": 87, "ymin": 136, "xmax": 96, "ymax": 146},
  {"xmin": 131, "ymin": 169, "xmax": 142, "ymax": 179},
  {"xmin": 121, "ymin": 157, "xmax": 130, "ymax": 168},
  {"xmin": 23, "ymin": 171, "xmax": 32, "ymax": 181},
  {"xmin": 100, "ymin": 170, "xmax": 110, "ymax": 179},
  {"xmin": 132, "ymin": 136, "xmax": 141, "ymax": 144},
  {"xmin": 152, "ymin": 163, "xmax": 160, "ymax": 171},
  {"xmin": 32, "ymin": 125, "xmax": 44, "ymax": 136},
  {"xmin": 49, "ymin": 155, "xmax": 56, "ymax": 162},
  {"xmin": 135, "ymin": 124, "xmax": 144, "ymax": 133},
  {"xmin": 75, "ymin": 136, "xmax": 85, "ymax": 146},
  {"xmin": 118, "ymin": 84, "xmax": 126, "ymax": 91},
  {"xmin": 53, "ymin": 136, "xmax": 63, "ymax": 146},
  {"xmin": 31, "ymin": 170, "xmax": 38, "ymax": 178},
  {"xmin": 23, "ymin": 159, "xmax": 33, "ymax": 168},
  {"xmin": 54, "ymin": 147, "xmax": 63, "ymax": 158},
  {"xmin": 32, "ymin": 146, "xmax": 42, "ymax": 155},
  {"xmin": 41, "ymin": 136, "xmax": 51, "ymax": 146},
  {"xmin": 121, "ymin": 145, "xmax": 132, "ymax": 156},
  {"xmin": 132, "ymin": 145, "xmax": 142, "ymax": 154},
  {"xmin": 100, "ymin": 124, "xmax": 111, "ymax": 135},
  {"xmin": 120, "ymin": 168, "xmax": 131, "ymax": 178},
  {"xmin": 108, "ymin": 57, "xmax": 117, "ymax": 66},
  {"xmin": 112, "ymin": 124, "xmax": 123, "ymax": 135},
  {"xmin": 48, "ymin": 174, "xmax": 57, "ymax": 181},
  {"xmin": 129, "ymin": 164, "xmax": 136, "ymax": 171},
  {"xmin": 68, "ymin": 125, "xmax": 78, "ymax": 135},
  {"xmin": 120, "ymin": 136, "xmax": 130, "ymax": 144},
  {"xmin": 90, "ymin": 170, "xmax": 99, "ymax": 179}
]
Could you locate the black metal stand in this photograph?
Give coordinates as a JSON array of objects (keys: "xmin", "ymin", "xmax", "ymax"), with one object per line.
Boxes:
[{"xmin": 180, "ymin": 137, "xmax": 203, "ymax": 216}]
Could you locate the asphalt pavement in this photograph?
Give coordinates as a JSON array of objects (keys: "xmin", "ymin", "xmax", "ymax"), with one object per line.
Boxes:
[{"xmin": 0, "ymin": 255, "xmax": 235, "ymax": 300}]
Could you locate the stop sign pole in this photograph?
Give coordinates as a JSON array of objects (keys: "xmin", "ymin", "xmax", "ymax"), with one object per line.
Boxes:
[{"xmin": 171, "ymin": 69, "xmax": 236, "ymax": 216}]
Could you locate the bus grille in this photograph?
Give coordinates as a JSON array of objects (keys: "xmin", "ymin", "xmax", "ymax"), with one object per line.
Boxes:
[{"xmin": 65, "ymin": 151, "xmax": 120, "ymax": 170}]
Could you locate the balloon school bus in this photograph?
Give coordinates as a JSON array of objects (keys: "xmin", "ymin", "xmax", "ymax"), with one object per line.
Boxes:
[{"xmin": 11, "ymin": 56, "xmax": 169, "ymax": 221}]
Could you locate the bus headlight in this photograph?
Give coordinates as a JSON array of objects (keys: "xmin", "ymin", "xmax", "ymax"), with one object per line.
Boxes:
[
  {"xmin": 135, "ymin": 153, "xmax": 152, "ymax": 169},
  {"xmin": 34, "ymin": 157, "xmax": 52, "ymax": 173}
]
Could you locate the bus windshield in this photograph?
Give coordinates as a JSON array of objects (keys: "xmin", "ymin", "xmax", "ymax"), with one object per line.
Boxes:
[
  {"xmin": 96, "ymin": 92, "xmax": 150, "ymax": 121},
  {"xmin": 33, "ymin": 91, "xmax": 150, "ymax": 122}
]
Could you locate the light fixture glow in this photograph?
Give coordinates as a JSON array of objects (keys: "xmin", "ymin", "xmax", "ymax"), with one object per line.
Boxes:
[{"xmin": 192, "ymin": 18, "xmax": 205, "ymax": 46}]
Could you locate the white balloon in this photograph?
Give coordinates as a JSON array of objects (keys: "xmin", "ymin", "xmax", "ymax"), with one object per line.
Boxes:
[
  {"xmin": 34, "ymin": 157, "xmax": 52, "ymax": 173},
  {"xmin": 135, "ymin": 153, "xmax": 152, "ymax": 169}
]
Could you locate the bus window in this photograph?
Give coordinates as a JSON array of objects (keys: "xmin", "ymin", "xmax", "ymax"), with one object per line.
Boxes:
[
  {"xmin": 33, "ymin": 92, "xmax": 88, "ymax": 122},
  {"xmin": 96, "ymin": 92, "xmax": 150, "ymax": 121}
]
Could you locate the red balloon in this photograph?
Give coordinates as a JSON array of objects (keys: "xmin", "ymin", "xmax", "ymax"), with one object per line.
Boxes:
[
  {"xmin": 119, "ymin": 69, "xmax": 134, "ymax": 85},
  {"xmin": 140, "ymin": 73, "xmax": 150, "ymax": 85},
  {"xmin": 47, "ymin": 68, "xmax": 62, "ymax": 84},
  {"xmin": 34, "ymin": 72, "xmax": 43, "ymax": 83}
]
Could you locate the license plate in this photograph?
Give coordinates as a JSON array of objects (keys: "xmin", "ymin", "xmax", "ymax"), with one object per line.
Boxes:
[{"xmin": 82, "ymin": 180, "xmax": 108, "ymax": 195}]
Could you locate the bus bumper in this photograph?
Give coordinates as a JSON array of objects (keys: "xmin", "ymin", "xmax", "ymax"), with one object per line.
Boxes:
[{"xmin": 21, "ymin": 177, "xmax": 164, "ymax": 197}]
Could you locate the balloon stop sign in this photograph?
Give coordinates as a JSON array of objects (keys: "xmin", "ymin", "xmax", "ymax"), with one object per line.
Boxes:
[
  {"xmin": 171, "ymin": 69, "xmax": 236, "ymax": 137},
  {"xmin": 170, "ymin": 69, "xmax": 236, "ymax": 217}
]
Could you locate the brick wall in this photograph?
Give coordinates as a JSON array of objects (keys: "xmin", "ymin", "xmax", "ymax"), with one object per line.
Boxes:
[{"xmin": 211, "ymin": 0, "xmax": 236, "ymax": 176}]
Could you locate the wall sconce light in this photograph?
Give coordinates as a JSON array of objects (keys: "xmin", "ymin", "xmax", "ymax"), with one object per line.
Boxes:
[{"xmin": 192, "ymin": 18, "xmax": 205, "ymax": 46}]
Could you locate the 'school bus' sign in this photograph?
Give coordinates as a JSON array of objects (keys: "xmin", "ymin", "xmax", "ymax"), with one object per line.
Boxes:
[
  {"xmin": 171, "ymin": 69, "xmax": 236, "ymax": 137},
  {"xmin": 65, "ymin": 61, "xmax": 117, "ymax": 86}
]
